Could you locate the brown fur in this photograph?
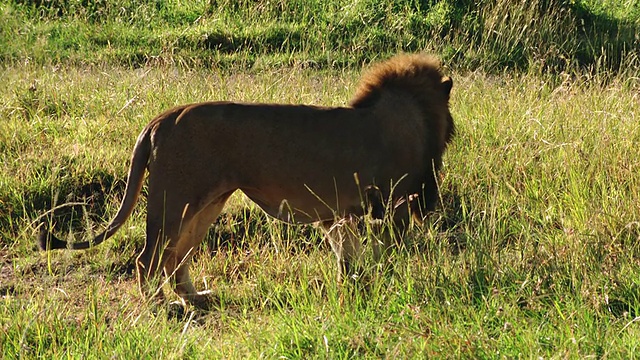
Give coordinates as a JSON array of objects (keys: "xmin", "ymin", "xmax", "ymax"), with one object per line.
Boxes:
[{"xmin": 38, "ymin": 53, "xmax": 455, "ymax": 308}]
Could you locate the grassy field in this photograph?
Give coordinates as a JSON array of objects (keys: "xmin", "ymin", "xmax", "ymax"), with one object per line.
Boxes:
[
  {"xmin": 2, "ymin": 63, "xmax": 639, "ymax": 358},
  {"xmin": 2, "ymin": 0, "xmax": 639, "ymax": 72},
  {"xmin": 2, "ymin": 0, "xmax": 640, "ymax": 358}
]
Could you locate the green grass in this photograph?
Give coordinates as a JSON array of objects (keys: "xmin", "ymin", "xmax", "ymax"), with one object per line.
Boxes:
[
  {"xmin": 2, "ymin": 0, "xmax": 639, "ymax": 73},
  {"xmin": 1, "ymin": 62, "xmax": 639, "ymax": 357},
  {"xmin": 1, "ymin": 0, "xmax": 640, "ymax": 358}
]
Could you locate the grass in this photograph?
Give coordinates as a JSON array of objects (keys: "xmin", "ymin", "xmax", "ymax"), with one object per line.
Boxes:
[
  {"xmin": 2, "ymin": 0, "xmax": 639, "ymax": 73},
  {"xmin": 1, "ymin": 0, "xmax": 640, "ymax": 358},
  {"xmin": 1, "ymin": 62, "xmax": 639, "ymax": 357}
]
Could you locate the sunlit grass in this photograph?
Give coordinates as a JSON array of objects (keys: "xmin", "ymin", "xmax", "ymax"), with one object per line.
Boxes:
[
  {"xmin": 1, "ymin": 63, "xmax": 639, "ymax": 357},
  {"xmin": 2, "ymin": 0, "xmax": 638, "ymax": 73},
  {"xmin": 1, "ymin": 0, "xmax": 639, "ymax": 357}
]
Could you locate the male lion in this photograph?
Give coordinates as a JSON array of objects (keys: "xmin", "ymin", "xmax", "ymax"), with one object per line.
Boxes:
[{"xmin": 38, "ymin": 54, "xmax": 455, "ymax": 308}]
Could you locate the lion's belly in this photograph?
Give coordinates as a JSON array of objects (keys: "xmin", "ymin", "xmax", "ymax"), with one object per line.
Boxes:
[{"xmin": 240, "ymin": 187, "xmax": 363, "ymax": 224}]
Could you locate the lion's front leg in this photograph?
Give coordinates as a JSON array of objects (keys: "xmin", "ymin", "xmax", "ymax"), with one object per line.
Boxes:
[
  {"xmin": 416, "ymin": 170, "xmax": 440, "ymax": 218},
  {"xmin": 324, "ymin": 216, "xmax": 364, "ymax": 282}
]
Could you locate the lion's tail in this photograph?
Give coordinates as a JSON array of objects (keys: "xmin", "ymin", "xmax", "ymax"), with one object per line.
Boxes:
[{"xmin": 38, "ymin": 125, "xmax": 152, "ymax": 251}]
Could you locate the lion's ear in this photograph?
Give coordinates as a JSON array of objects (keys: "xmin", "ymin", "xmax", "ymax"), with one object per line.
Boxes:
[{"xmin": 441, "ymin": 76, "xmax": 453, "ymax": 98}]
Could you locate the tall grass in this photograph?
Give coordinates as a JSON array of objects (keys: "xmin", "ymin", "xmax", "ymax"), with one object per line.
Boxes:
[
  {"xmin": 1, "ymin": 0, "xmax": 639, "ymax": 357},
  {"xmin": 1, "ymin": 62, "xmax": 639, "ymax": 357},
  {"xmin": 2, "ymin": 0, "xmax": 639, "ymax": 73}
]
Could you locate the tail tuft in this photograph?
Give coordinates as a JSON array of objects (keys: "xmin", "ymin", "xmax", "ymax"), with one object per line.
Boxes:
[{"xmin": 37, "ymin": 221, "xmax": 68, "ymax": 251}]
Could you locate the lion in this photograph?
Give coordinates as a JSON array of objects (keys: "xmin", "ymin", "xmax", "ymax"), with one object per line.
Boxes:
[{"xmin": 38, "ymin": 53, "xmax": 455, "ymax": 308}]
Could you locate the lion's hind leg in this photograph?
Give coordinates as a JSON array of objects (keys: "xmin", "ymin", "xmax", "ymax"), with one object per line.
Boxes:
[
  {"xmin": 136, "ymin": 213, "xmax": 171, "ymax": 306},
  {"xmin": 136, "ymin": 201, "xmax": 196, "ymax": 307},
  {"xmin": 136, "ymin": 191, "xmax": 230, "ymax": 309},
  {"xmin": 169, "ymin": 197, "xmax": 230, "ymax": 309},
  {"xmin": 145, "ymin": 192, "xmax": 233, "ymax": 309}
]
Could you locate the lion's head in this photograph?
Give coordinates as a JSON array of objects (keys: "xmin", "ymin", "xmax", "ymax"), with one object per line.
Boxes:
[{"xmin": 350, "ymin": 54, "xmax": 454, "ymax": 157}]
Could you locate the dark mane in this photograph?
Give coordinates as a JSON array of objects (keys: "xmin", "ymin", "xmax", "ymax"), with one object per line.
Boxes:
[{"xmin": 350, "ymin": 54, "xmax": 445, "ymax": 108}]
